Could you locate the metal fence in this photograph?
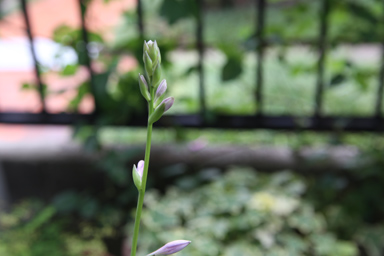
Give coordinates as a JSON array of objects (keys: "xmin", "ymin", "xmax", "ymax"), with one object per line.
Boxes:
[{"xmin": 1, "ymin": 0, "xmax": 384, "ymax": 131}]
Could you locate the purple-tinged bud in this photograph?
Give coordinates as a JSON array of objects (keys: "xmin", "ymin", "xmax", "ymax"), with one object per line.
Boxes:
[
  {"xmin": 147, "ymin": 240, "xmax": 191, "ymax": 256},
  {"xmin": 137, "ymin": 160, "xmax": 144, "ymax": 177},
  {"xmin": 139, "ymin": 74, "xmax": 151, "ymax": 101},
  {"xmin": 161, "ymin": 97, "xmax": 174, "ymax": 112},
  {"xmin": 148, "ymin": 97, "xmax": 174, "ymax": 124},
  {"xmin": 132, "ymin": 160, "xmax": 144, "ymax": 190},
  {"xmin": 155, "ymin": 79, "xmax": 167, "ymax": 104}
]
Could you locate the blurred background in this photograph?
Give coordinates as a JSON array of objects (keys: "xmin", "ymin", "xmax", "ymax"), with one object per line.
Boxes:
[{"xmin": 1, "ymin": 0, "xmax": 384, "ymax": 255}]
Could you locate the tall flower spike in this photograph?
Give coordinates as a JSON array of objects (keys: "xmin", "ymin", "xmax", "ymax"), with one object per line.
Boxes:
[
  {"xmin": 147, "ymin": 240, "xmax": 191, "ymax": 256},
  {"xmin": 132, "ymin": 160, "xmax": 144, "ymax": 190},
  {"xmin": 155, "ymin": 79, "xmax": 167, "ymax": 104}
]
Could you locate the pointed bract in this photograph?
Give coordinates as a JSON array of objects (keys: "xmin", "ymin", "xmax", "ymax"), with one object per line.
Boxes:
[
  {"xmin": 152, "ymin": 62, "xmax": 162, "ymax": 88},
  {"xmin": 143, "ymin": 40, "xmax": 150, "ymax": 54},
  {"xmin": 157, "ymin": 51, "xmax": 162, "ymax": 65},
  {"xmin": 146, "ymin": 40, "xmax": 154, "ymax": 48},
  {"xmin": 143, "ymin": 52, "xmax": 153, "ymax": 76},
  {"xmin": 148, "ymin": 43, "xmax": 157, "ymax": 62},
  {"xmin": 155, "ymin": 80, "xmax": 167, "ymax": 104},
  {"xmin": 147, "ymin": 240, "xmax": 191, "ymax": 256},
  {"xmin": 148, "ymin": 103, "xmax": 165, "ymax": 124},
  {"xmin": 155, "ymin": 41, "xmax": 161, "ymax": 64},
  {"xmin": 139, "ymin": 74, "xmax": 151, "ymax": 101}
]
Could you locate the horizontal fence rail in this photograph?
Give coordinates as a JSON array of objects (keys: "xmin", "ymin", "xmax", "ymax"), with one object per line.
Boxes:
[{"xmin": 0, "ymin": 0, "xmax": 384, "ymax": 132}]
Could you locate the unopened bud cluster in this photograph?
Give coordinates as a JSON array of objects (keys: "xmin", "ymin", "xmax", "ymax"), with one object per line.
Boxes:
[{"xmin": 139, "ymin": 40, "xmax": 174, "ymax": 124}]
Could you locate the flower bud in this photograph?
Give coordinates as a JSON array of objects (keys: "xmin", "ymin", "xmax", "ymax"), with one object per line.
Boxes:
[
  {"xmin": 143, "ymin": 52, "xmax": 153, "ymax": 76},
  {"xmin": 143, "ymin": 40, "xmax": 150, "ymax": 54},
  {"xmin": 148, "ymin": 41, "xmax": 157, "ymax": 62},
  {"xmin": 148, "ymin": 97, "xmax": 174, "ymax": 124},
  {"xmin": 161, "ymin": 97, "xmax": 174, "ymax": 112},
  {"xmin": 155, "ymin": 79, "xmax": 167, "ymax": 104},
  {"xmin": 152, "ymin": 62, "xmax": 162, "ymax": 88},
  {"xmin": 139, "ymin": 74, "xmax": 151, "ymax": 101},
  {"xmin": 145, "ymin": 40, "xmax": 160, "ymax": 63},
  {"xmin": 157, "ymin": 51, "xmax": 161, "ymax": 65},
  {"xmin": 132, "ymin": 160, "xmax": 144, "ymax": 190},
  {"xmin": 147, "ymin": 240, "xmax": 191, "ymax": 256}
]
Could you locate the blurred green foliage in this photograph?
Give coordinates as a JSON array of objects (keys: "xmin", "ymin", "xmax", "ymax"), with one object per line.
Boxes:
[
  {"xmin": 132, "ymin": 168, "xmax": 358, "ymax": 256},
  {"xmin": 0, "ymin": 200, "xmax": 106, "ymax": 256},
  {"xmin": 22, "ymin": 0, "xmax": 380, "ymax": 119}
]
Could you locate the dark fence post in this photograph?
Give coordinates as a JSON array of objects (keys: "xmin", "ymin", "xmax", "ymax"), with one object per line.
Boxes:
[
  {"xmin": 255, "ymin": 0, "xmax": 266, "ymax": 116},
  {"xmin": 20, "ymin": 0, "xmax": 46, "ymax": 113},
  {"xmin": 196, "ymin": 0, "xmax": 206, "ymax": 117},
  {"xmin": 374, "ymin": 2, "xmax": 384, "ymax": 120},
  {"xmin": 314, "ymin": 0, "xmax": 330, "ymax": 118},
  {"xmin": 137, "ymin": 0, "xmax": 144, "ymax": 39},
  {"xmin": 78, "ymin": 0, "xmax": 99, "ymax": 114}
]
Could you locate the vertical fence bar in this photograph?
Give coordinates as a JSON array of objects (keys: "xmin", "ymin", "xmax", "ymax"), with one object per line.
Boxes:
[
  {"xmin": 374, "ymin": 2, "xmax": 384, "ymax": 119},
  {"xmin": 78, "ymin": 0, "xmax": 99, "ymax": 114},
  {"xmin": 20, "ymin": 0, "xmax": 46, "ymax": 113},
  {"xmin": 255, "ymin": 0, "xmax": 266, "ymax": 116},
  {"xmin": 196, "ymin": 0, "xmax": 206, "ymax": 116},
  {"xmin": 375, "ymin": 48, "xmax": 384, "ymax": 118},
  {"xmin": 137, "ymin": 0, "xmax": 144, "ymax": 39},
  {"xmin": 314, "ymin": 0, "xmax": 330, "ymax": 118}
]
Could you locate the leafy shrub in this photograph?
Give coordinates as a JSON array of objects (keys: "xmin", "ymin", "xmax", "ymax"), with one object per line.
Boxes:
[
  {"xmin": 0, "ymin": 200, "xmax": 106, "ymax": 256},
  {"xmin": 130, "ymin": 167, "xmax": 357, "ymax": 256}
]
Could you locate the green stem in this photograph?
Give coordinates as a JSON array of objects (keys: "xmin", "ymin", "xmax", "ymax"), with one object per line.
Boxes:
[{"xmin": 130, "ymin": 80, "xmax": 155, "ymax": 256}]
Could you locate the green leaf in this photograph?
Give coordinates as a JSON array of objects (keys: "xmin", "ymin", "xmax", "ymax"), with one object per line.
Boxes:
[
  {"xmin": 183, "ymin": 65, "xmax": 199, "ymax": 77},
  {"xmin": 347, "ymin": 2, "xmax": 378, "ymax": 26},
  {"xmin": 221, "ymin": 56, "xmax": 243, "ymax": 81},
  {"xmin": 329, "ymin": 73, "xmax": 346, "ymax": 87},
  {"xmin": 20, "ymin": 83, "xmax": 48, "ymax": 97},
  {"xmin": 79, "ymin": 197, "xmax": 99, "ymax": 219},
  {"xmin": 21, "ymin": 83, "xmax": 34, "ymax": 90},
  {"xmin": 53, "ymin": 191, "xmax": 80, "ymax": 214},
  {"xmin": 68, "ymin": 82, "xmax": 89, "ymax": 111},
  {"xmin": 354, "ymin": 71, "xmax": 370, "ymax": 91},
  {"xmin": 23, "ymin": 206, "xmax": 56, "ymax": 233},
  {"xmin": 60, "ymin": 64, "xmax": 78, "ymax": 76},
  {"xmin": 219, "ymin": 43, "xmax": 244, "ymax": 81},
  {"xmin": 159, "ymin": 0, "xmax": 197, "ymax": 25}
]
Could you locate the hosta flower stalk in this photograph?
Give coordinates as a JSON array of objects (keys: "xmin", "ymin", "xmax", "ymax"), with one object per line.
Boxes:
[{"xmin": 130, "ymin": 40, "xmax": 189, "ymax": 256}]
